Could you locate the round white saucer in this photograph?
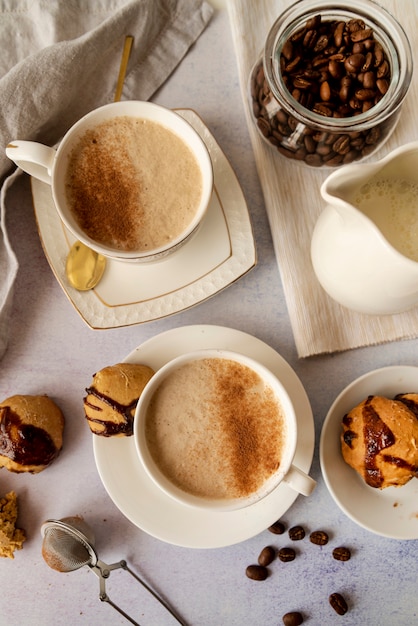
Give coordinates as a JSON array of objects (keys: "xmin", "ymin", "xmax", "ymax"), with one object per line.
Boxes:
[
  {"xmin": 93, "ymin": 325, "xmax": 315, "ymax": 548},
  {"xmin": 320, "ymin": 365, "xmax": 418, "ymax": 540}
]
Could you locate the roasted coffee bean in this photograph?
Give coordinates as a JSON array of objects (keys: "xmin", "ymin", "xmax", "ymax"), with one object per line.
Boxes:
[
  {"xmin": 293, "ymin": 76, "xmax": 315, "ymax": 89},
  {"xmin": 324, "ymin": 153, "xmax": 344, "ymax": 166},
  {"xmin": 278, "ymin": 547, "xmax": 296, "ymax": 562},
  {"xmin": 306, "ymin": 14, "xmax": 321, "ymax": 30},
  {"xmin": 363, "ymin": 70, "xmax": 376, "ymax": 88},
  {"xmin": 282, "ymin": 611, "xmax": 304, "ymax": 626},
  {"xmin": 350, "ymin": 27, "xmax": 373, "ymax": 42},
  {"xmin": 313, "ymin": 102, "xmax": 334, "ymax": 117},
  {"xmin": 268, "ymin": 520, "xmax": 286, "ymax": 534},
  {"xmin": 304, "ymin": 135, "xmax": 316, "ymax": 153},
  {"xmin": 285, "ymin": 55, "xmax": 302, "ymax": 73},
  {"xmin": 366, "ymin": 125, "xmax": 381, "ymax": 144},
  {"xmin": 303, "ymin": 29, "xmax": 318, "ymax": 49},
  {"xmin": 305, "ymin": 153, "xmax": 323, "ymax": 167},
  {"xmin": 257, "ymin": 117, "xmax": 271, "ymax": 138},
  {"xmin": 282, "ymin": 39, "xmax": 294, "ymax": 61},
  {"xmin": 343, "ymin": 149, "xmax": 360, "ymax": 164},
  {"xmin": 312, "ymin": 55, "xmax": 329, "ymax": 70},
  {"xmin": 362, "ymin": 52, "xmax": 374, "ymax": 71},
  {"xmin": 288, "ymin": 525, "xmax": 305, "ymax": 540},
  {"xmin": 348, "ymin": 18, "xmax": 366, "ymax": 32},
  {"xmin": 332, "ymin": 135, "xmax": 351, "ymax": 155},
  {"xmin": 344, "ymin": 53, "xmax": 365, "ymax": 73},
  {"xmin": 362, "ymin": 100, "xmax": 374, "ymax": 113},
  {"xmin": 355, "ymin": 87, "xmax": 376, "ymax": 101},
  {"xmin": 376, "ymin": 77, "xmax": 389, "ymax": 94},
  {"xmin": 353, "ymin": 41, "xmax": 365, "ymax": 54},
  {"xmin": 258, "ymin": 546, "xmax": 276, "ymax": 566},
  {"xmin": 374, "ymin": 43, "xmax": 385, "ymax": 66},
  {"xmin": 314, "ymin": 33, "xmax": 329, "ymax": 53},
  {"xmin": 328, "ymin": 59, "xmax": 343, "ymax": 79},
  {"xmin": 245, "ymin": 564, "xmax": 268, "ymax": 581},
  {"xmin": 319, "ymin": 80, "xmax": 331, "ymax": 101},
  {"xmin": 332, "ymin": 546, "xmax": 351, "ymax": 561},
  {"xmin": 309, "ymin": 530, "xmax": 329, "ymax": 545},
  {"xmin": 329, "ymin": 592, "xmax": 348, "ymax": 615},
  {"xmin": 316, "ymin": 143, "xmax": 331, "ymax": 157},
  {"xmin": 333, "ymin": 22, "xmax": 345, "ymax": 47}
]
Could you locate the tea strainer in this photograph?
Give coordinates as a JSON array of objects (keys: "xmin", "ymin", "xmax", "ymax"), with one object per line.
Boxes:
[{"xmin": 41, "ymin": 516, "xmax": 185, "ymax": 626}]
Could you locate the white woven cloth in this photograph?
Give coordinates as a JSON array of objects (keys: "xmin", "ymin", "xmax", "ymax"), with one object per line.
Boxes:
[
  {"xmin": 0, "ymin": 0, "xmax": 213, "ymax": 359},
  {"xmin": 227, "ymin": 0, "xmax": 418, "ymax": 357}
]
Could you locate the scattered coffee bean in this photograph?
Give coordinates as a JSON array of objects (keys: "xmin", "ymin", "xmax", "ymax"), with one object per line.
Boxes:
[
  {"xmin": 288, "ymin": 525, "xmax": 305, "ymax": 541},
  {"xmin": 268, "ymin": 520, "xmax": 286, "ymax": 534},
  {"xmin": 278, "ymin": 547, "xmax": 296, "ymax": 562},
  {"xmin": 245, "ymin": 564, "xmax": 268, "ymax": 581},
  {"xmin": 258, "ymin": 546, "xmax": 276, "ymax": 567},
  {"xmin": 333, "ymin": 546, "xmax": 351, "ymax": 561},
  {"xmin": 309, "ymin": 530, "xmax": 329, "ymax": 545},
  {"xmin": 329, "ymin": 592, "xmax": 348, "ymax": 615},
  {"xmin": 282, "ymin": 611, "xmax": 304, "ymax": 626}
]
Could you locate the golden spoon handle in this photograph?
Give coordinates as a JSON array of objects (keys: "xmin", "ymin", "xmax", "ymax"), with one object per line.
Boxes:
[{"xmin": 114, "ymin": 35, "xmax": 134, "ymax": 103}]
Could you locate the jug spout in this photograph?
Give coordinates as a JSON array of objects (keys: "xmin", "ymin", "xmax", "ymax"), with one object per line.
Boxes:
[{"xmin": 320, "ymin": 160, "xmax": 380, "ymax": 212}]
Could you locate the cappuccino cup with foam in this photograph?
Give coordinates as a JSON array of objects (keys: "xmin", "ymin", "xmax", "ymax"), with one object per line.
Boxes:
[
  {"xmin": 134, "ymin": 350, "xmax": 316, "ymax": 511},
  {"xmin": 6, "ymin": 101, "xmax": 213, "ymax": 262}
]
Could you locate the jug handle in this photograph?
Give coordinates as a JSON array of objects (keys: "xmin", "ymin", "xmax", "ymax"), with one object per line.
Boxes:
[{"xmin": 5, "ymin": 141, "xmax": 56, "ymax": 185}]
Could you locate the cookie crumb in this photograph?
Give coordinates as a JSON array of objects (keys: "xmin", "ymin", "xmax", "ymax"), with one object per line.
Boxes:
[{"xmin": 0, "ymin": 491, "xmax": 26, "ymax": 558}]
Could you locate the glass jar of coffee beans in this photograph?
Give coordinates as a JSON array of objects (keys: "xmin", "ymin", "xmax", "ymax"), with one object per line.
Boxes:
[{"xmin": 249, "ymin": 0, "xmax": 412, "ymax": 167}]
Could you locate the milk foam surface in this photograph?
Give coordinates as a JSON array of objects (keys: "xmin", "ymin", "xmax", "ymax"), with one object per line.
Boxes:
[
  {"xmin": 145, "ymin": 358, "xmax": 286, "ymax": 501},
  {"xmin": 65, "ymin": 116, "xmax": 203, "ymax": 251},
  {"xmin": 354, "ymin": 176, "xmax": 418, "ymax": 262}
]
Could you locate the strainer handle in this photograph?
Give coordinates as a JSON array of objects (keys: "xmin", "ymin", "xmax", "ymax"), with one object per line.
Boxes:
[{"xmin": 94, "ymin": 559, "xmax": 186, "ymax": 626}]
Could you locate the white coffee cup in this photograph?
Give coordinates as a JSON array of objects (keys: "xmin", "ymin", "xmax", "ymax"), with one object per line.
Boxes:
[
  {"xmin": 6, "ymin": 101, "xmax": 213, "ymax": 262},
  {"xmin": 134, "ymin": 349, "xmax": 316, "ymax": 511}
]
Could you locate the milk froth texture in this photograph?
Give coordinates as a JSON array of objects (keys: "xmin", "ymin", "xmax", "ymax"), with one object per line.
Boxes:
[
  {"xmin": 145, "ymin": 358, "xmax": 286, "ymax": 501},
  {"xmin": 65, "ymin": 116, "xmax": 203, "ymax": 252},
  {"xmin": 354, "ymin": 176, "xmax": 418, "ymax": 262}
]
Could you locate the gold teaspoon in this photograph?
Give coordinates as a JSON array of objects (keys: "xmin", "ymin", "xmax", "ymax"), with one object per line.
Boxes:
[
  {"xmin": 65, "ymin": 35, "xmax": 134, "ymax": 291},
  {"xmin": 66, "ymin": 241, "xmax": 107, "ymax": 291}
]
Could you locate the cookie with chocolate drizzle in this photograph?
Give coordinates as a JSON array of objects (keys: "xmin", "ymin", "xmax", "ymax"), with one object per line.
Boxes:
[
  {"xmin": 0, "ymin": 395, "xmax": 64, "ymax": 473},
  {"xmin": 84, "ymin": 363, "xmax": 155, "ymax": 437},
  {"xmin": 341, "ymin": 395, "xmax": 418, "ymax": 488}
]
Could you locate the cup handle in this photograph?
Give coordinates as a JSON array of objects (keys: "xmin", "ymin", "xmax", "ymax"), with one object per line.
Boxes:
[
  {"xmin": 283, "ymin": 464, "xmax": 316, "ymax": 496},
  {"xmin": 5, "ymin": 140, "xmax": 56, "ymax": 185}
]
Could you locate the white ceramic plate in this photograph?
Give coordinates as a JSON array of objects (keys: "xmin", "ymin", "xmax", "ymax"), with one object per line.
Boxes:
[
  {"xmin": 93, "ymin": 325, "xmax": 315, "ymax": 548},
  {"xmin": 30, "ymin": 110, "xmax": 256, "ymax": 329},
  {"xmin": 320, "ymin": 366, "xmax": 418, "ymax": 540}
]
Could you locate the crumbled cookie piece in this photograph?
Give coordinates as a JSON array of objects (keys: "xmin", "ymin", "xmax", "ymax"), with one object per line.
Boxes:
[{"xmin": 0, "ymin": 491, "xmax": 26, "ymax": 558}]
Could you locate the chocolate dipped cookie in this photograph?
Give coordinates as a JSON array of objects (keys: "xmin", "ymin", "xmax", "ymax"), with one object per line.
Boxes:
[
  {"xmin": 0, "ymin": 395, "xmax": 65, "ymax": 473},
  {"xmin": 84, "ymin": 363, "xmax": 155, "ymax": 436},
  {"xmin": 341, "ymin": 395, "xmax": 418, "ymax": 489}
]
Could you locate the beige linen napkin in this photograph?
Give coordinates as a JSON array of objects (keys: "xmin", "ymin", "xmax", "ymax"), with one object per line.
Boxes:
[
  {"xmin": 0, "ymin": 0, "xmax": 213, "ymax": 359},
  {"xmin": 227, "ymin": 0, "xmax": 418, "ymax": 357}
]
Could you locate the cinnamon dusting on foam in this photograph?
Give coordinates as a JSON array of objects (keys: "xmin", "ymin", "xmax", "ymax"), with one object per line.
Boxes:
[
  {"xmin": 145, "ymin": 358, "xmax": 286, "ymax": 500},
  {"xmin": 65, "ymin": 116, "xmax": 203, "ymax": 252}
]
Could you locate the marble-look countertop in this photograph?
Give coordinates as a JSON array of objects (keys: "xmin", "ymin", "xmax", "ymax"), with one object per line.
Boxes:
[{"xmin": 0, "ymin": 2, "xmax": 417, "ymax": 625}]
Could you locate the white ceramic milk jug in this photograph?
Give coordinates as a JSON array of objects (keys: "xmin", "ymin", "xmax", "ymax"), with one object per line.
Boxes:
[{"xmin": 311, "ymin": 141, "xmax": 418, "ymax": 315}]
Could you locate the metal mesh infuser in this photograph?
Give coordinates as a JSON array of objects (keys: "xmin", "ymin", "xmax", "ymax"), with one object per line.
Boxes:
[{"xmin": 41, "ymin": 517, "xmax": 185, "ymax": 626}]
